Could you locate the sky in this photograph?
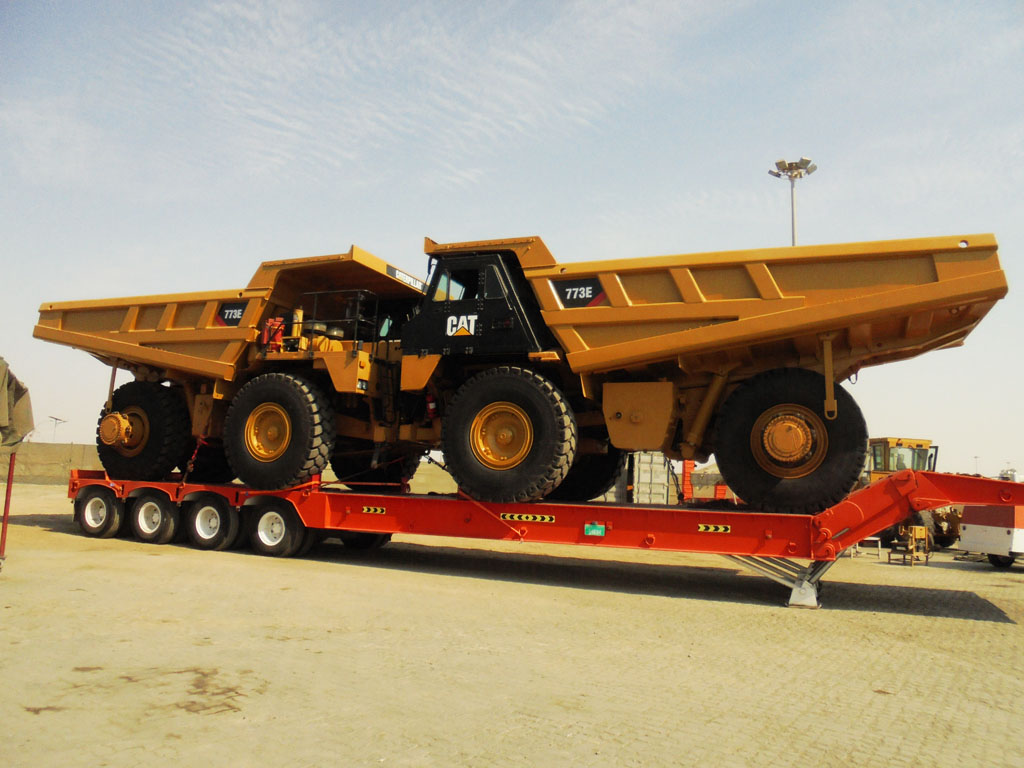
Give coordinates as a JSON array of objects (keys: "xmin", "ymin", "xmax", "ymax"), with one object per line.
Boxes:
[{"xmin": 2, "ymin": 0, "xmax": 1022, "ymax": 476}]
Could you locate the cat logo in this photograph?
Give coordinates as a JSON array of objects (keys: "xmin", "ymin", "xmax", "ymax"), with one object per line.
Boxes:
[{"xmin": 446, "ymin": 314, "xmax": 478, "ymax": 337}]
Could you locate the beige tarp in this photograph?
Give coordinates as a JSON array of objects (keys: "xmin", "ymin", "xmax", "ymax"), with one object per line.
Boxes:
[{"xmin": 0, "ymin": 357, "xmax": 34, "ymax": 447}]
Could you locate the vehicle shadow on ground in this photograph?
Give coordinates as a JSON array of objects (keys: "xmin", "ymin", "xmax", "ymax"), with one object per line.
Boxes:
[
  {"xmin": 12, "ymin": 513, "xmax": 1013, "ymax": 621},
  {"xmin": 310, "ymin": 540, "xmax": 1015, "ymax": 622}
]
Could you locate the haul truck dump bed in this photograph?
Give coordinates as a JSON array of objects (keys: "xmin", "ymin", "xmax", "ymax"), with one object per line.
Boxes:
[{"xmin": 35, "ymin": 233, "xmax": 1006, "ymax": 516}]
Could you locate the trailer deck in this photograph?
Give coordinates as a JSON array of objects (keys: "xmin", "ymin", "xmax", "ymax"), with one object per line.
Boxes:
[{"xmin": 67, "ymin": 469, "xmax": 1023, "ymax": 607}]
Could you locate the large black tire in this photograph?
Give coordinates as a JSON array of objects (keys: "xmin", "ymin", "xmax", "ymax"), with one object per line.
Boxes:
[
  {"xmin": 184, "ymin": 493, "xmax": 240, "ymax": 551},
  {"xmin": 442, "ymin": 367, "xmax": 577, "ymax": 503},
  {"xmin": 713, "ymin": 368, "xmax": 867, "ymax": 514},
  {"xmin": 130, "ymin": 491, "xmax": 181, "ymax": 545},
  {"xmin": 223, "ymin": 373, "xmax": 336, "ymax": 490},
  {"xmin": 545, "ymin": 444, "xmax": 626, "ymax": 502},
  {"xmin": 74, "ymin": 486, "xmax": 125, "ymax": 538},
  {"xmin": 330, "ymin": 439, "xmax": 424, "ymax": 493},
  {"xmin": 96, "ymin": 381, "xmax": 191, "ymax": 481},
  {"xmin": 248, "ymin": 500, "xmax": 305, "ymax": 557},
  {"xmin": 180, "ymin": 439, "xmax": 236, "ymax": 484}
]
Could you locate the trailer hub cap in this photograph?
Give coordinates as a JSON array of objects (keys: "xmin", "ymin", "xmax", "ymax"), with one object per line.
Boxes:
[
  {"xmin": 752, "ymin": 405, "xmax": 828, "ymax": 478},
  {"xmin": 245, "ymin": 404, "xmax": 292, "ymax": 462},
  {"xmin": 470, "ymin": 402, "xmax": 533, "ymax": 470}
]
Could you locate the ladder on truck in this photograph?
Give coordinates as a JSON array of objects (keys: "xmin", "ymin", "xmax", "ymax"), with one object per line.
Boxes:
[{"xmin": 67, "ymin": 469, "xmax": 1024, "ymax": 608}]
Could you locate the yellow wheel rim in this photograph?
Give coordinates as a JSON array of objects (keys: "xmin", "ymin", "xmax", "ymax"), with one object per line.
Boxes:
[
  {"xmin": 114, "ymin": 406, "xmax": 149, "ymax": 457},
  {"xmin": 750, "ymin": 404, "xmax": 828, "ymax": 479},
  {"xmin": 245, "ymin": 403, "xmax": 292, "ymax": 462},
  {"xmin": 470, "ymin": 401, "xmax": 533, "ymax": 470}
]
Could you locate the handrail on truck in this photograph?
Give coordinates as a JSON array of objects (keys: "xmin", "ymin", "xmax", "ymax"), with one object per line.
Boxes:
[{"xmin": 67, "ymin": 469, "xmax": 1023, "ymax": 608}]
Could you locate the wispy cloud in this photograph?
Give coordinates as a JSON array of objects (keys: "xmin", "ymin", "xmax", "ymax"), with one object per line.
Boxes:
[{"xmin": 1, "ymin": 0, "xmax": 750, "ymax": 192}]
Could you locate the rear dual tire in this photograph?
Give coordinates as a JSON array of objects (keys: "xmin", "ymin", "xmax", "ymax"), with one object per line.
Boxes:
[{"xmin": 713, "ymin": 368, "xmax": 867, "ymax": 514}]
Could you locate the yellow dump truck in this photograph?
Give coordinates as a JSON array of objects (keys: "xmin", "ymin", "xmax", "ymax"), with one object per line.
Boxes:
[{"xmin": 34, "ymin": 233, "xmax": 1006, "ymax": 513}]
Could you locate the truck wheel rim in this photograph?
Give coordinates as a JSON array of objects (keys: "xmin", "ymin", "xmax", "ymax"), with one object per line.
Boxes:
[
  {"xmin": 84, "ymin": 497, "xmax": 108, "ymax": 528},
  {"xmin": 750, "ymin": 404, "xmax": 828, "ymax": 479},
  {"xmin": 137, "ymin": 501, "xmax": 162, "ymax": 534},
  {"xmin": 470, "ymin": 401, "xmax": 533, "ymax": 470},
  {"xmin": 195, "ymin": 505, "xmax": 221, "ymax": 540},
  {"xmin": 257, "ymin": 511, "xmax": 286, "ymax": 546},
  {"xmin": 245, "ymin": 404, "xmax": 292, "ymax": 462},
  {"xmin": 117, "ymin": 407, "xmax": 149, "ymax": 457}
]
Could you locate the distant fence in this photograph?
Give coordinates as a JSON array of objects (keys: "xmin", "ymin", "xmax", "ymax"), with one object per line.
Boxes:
[{"xmin": 0, "ymin": 443, "xmax": 102, "ymax": 485}]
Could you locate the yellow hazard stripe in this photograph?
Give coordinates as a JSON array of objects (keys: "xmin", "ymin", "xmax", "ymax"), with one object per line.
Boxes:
[
  {"xmin": 500, "ymin": 513, "xmax": 556, "ymax": 524},
  {"xmin": 361, "ymin": 506, "xmax": 387, "ymax": 515},
  {"xmin": 697, "ymin": 524, "xmax": 731, "ymax": 533}
]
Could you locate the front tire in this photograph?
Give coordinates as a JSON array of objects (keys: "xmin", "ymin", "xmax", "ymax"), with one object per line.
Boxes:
[
  {"xmin": 442, "ymin": 367, "xmax": 577, "ymax": 503},
  {"xmin": 713, "ymin": 368, "xmax": 867, "ymax": 514},
  {"xmin": 96, "ymin": 382, "xmax": 191, "ymax": 481},
  {"xmin": 224, "ymin": 373, "xmax": 336, "ymax": 490},
  {"xmin": 988, "ymin": 553, "xmax": 1016, "ymax": 569}
]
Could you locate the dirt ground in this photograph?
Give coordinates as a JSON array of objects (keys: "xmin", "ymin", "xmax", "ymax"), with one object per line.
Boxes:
[{"xmin": 2, "ymin": 481, "xmax": 1023, "ymax": 768}]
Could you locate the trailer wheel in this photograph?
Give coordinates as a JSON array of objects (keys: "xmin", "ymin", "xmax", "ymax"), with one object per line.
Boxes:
[
  {"xmin": 184, "ymin": 493, "xmax": 239, "ymax": 550},
  {"xmin": 74, "ymin": 486, "xmax": 125, "ymax": 538},
  {"xmin": 338, "ymin": 531, "xmax": 392, "ymax": 550},
  {"xmin": 224, "ymin": 373, "xmax": 336, "ymax": 490},
  {"xmin": 988, "ymin": 553, "xmax": 1016, "ymax": 569},
  {"xmin": 713, "ymin": 368, "xmax": 867, "ymax": 514},
  {"xmin": 442, "ymin": 367, "xmax": 577, "ymax": 503},
  {"xmin": 331, "ymin": 439, "xmax": 424, "ymax": 493},
  {"xmin": 249, "ymin": 500, "xmax": 305, "ymax": 557},
  {"xmin": 96, "ymin": 381, "xmax": 191, "ymax": 481},
  {"xmin": 545, "ymin": 444, "xmax": 625, "ymax": 501},
  {"xmin": 130, "ymin": 491, "xmax": 181, "ymax": 544}
]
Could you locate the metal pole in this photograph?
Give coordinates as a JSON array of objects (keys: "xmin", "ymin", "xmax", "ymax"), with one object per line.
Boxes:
[
  {"xmin": 790, "ymin": 176, "xmax": 797, "ymax": 246},
  {"xmin": 1, "ymin": 452, "xmax": 15, "ymax": 569}
]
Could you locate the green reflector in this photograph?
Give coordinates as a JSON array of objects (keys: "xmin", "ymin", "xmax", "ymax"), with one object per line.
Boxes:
[{"xmin": 584, "ymin": 523, "xmax": 606, "ymax": 537}]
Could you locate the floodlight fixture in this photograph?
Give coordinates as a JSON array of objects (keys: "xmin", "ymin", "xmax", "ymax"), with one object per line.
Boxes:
[{"xmin": 768, "ymin": 156, "xmax": 817, "ymax": 246}]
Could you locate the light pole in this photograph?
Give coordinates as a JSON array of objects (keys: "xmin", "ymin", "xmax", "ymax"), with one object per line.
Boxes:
[
  {"xmin": 769, "ymin": 157, "xmax": 817, "ymax": 246},
  {"xmin": 49, "ymin": 416, "xmax": 66, "ymax": 442}
]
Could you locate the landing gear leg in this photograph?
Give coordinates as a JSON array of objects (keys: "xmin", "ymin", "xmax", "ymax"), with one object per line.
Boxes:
[{"xmin": 725, "ymin": 555, "xmax": 839, "ymax": 608}]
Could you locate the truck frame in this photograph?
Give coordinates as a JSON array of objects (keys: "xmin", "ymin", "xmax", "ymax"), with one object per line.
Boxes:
[
  {"xmin": 36, "ymin": 233, "xmax": 1007, "ymax": 516},
  {"xmin": 68, "ymin": 467, "xmax": 1024, "ymax": 608}
]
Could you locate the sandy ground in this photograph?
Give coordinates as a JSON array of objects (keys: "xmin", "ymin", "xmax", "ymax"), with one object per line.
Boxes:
[{"xmin": 2, "ymin": 481, "xmax": 1023, "ymax": 767}]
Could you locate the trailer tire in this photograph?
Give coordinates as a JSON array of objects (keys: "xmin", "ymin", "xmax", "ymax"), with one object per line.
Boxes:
[
  {"xmin": 988, "ymin": 553, "xmax": 1016, "ymax": 569},
  {"xmin": 331, "ymin": 439, "xmax": 424, "ymax": 493},
  {"xmin": 130, "ymin": 491, "xmax": 181, "ymax": 545},
  {"xmin": 249, "ymin": 500, "xmax": 304, "ymax": 557},
  {"xmin": 74, "ymin": 486, "xmax": 125, "ymax": 538},
  {"xmin": 713, "ymin": 368, "xmax": 867, "ymax": 514},
  {"xmin": 442, "ymin": 367, "xmax": 577, "ymax": 503},
  {"xmin": 184, "ymin": 493, "xmax": 239, "ymax": 551},
  {"xmin": 545, "ymin": 444, "xmax": 625, "ymax": 501},
  {"xmin": 224, "ymin": 373, "xmax": 336, "ymax": 490},
  {"xmin": 96, "ymin": 381, "xmax": 191, "ymax": 481}
]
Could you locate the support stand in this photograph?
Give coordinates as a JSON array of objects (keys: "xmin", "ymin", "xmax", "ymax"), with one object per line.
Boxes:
[{"xmin": 726, "ymin": 555, "xmax": 839, "ymax": 608}]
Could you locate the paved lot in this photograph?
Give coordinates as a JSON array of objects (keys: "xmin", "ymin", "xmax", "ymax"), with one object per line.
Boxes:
[{"xmin": 2, "ymin": 483, "xmax": 1023, "ymax": 767}]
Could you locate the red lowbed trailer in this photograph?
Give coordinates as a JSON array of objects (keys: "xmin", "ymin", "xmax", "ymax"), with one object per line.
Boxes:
[{"xmin": 68, "ymin": 469, "xmax": 1024, "ymax": 607}]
